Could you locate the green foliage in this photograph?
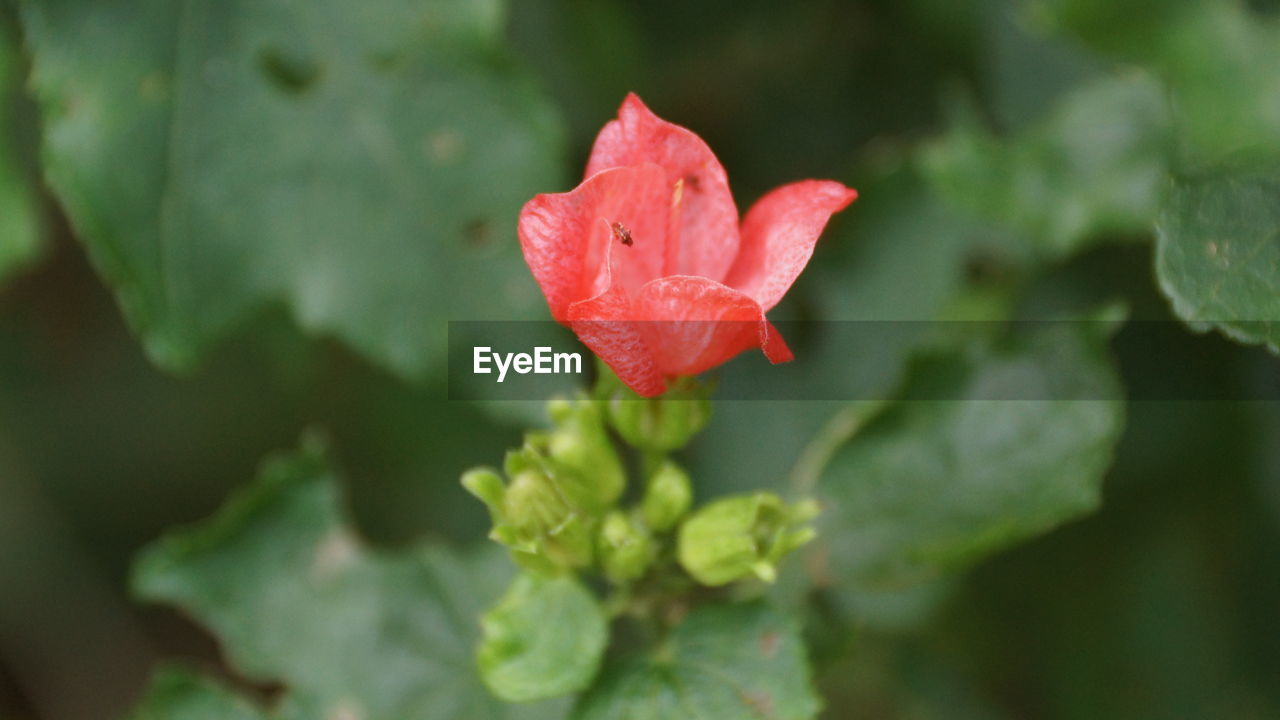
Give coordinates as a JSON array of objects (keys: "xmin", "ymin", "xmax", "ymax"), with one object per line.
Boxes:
[
  {"xmin": 1034, "ymin": 0, "xmax": 1280, "ymax": 160},
  {"xmin": 923, "ymin": 73, "xmax": 1172, "ymax": 258},
  {"xmin": 462, "ymin": 386, "xmax": 822, "ymax": 709},
  {"xmin": 0, "ymin": 20, "xmax": 39, "ymax": 283},
  {"xmin": 132, "ymin": 439, "xmax": 569, "ymax": 720},
  {"xmin": 5, "ymin": 1, "xmax": 1280, "ymax": 718},
  {"xmin": 1156, "ymin": 165, "xmax": 1280, "ymax": 353},
  {"xmin": 478, "ymin": 573, "xmax": 608, "ymax": 702},
  {"xmin": 817, "ymin": 321, "xmax": 1125, "ymax": 625},
  {"xmin": 807, "ymin": 165, "xmax": 976, "ymax": 323},
  {"xmin": 18, "ymin": 0, "xmax": 563, "ymax": 379},
  {"xmin": 573, "ymin": 602, "xmax": 821, "ymax": 720},
  {"xmin": 126, "ymin": 669, "xmax": 269, "ymax": 720}
]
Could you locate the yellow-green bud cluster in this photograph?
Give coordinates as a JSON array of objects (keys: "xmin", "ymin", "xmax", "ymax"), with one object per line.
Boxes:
[
  {"xmin": 463, "ymin": 380, "xmax": 818, "ymax": 595},
  {"xmin": 462, "ymin": 395, "xmax": 626, "ymax": 573}
]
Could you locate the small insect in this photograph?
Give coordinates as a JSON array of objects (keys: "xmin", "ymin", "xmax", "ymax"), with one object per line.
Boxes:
[{"xmin": 611, "ymin": 221, "xmax": 633, "ymax": 247}]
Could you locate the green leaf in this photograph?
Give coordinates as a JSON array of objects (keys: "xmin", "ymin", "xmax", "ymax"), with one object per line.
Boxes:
[
  {"xmin": 478, "ymin": 572, "xmax": 608, "ymax": 702},
  {"xmin": 0, "ymin": 20, "xmax": 40, "ymax": 284},
  {"xmin": 922, "ymin": 73, "xmax": 1171, "ymax": 258},
  {"xmin": 1156, "ymin": 165, "xmax": 1280, "ymax": 353},
  {"xmin": 809, "ymin": 165, "xmax": 975, "ymax": 322},
  {"xmin": 573, "ymin": 602, "xmax": 821, "ymax": 720},
  {"xmin": 19, "ymin": 0, "xmax": 563, "ymax": 379},
  {"xmin": 1028, "ymin": 0, "xmax": 1199, "ymax": 61},
  {"xmin": 817, "ymin": 321, "xmax": 1125, "ymax": 626},
  {"xmin": 126, "ymin": 669, "xmax": 270, "ymax": 720},
  {"xmin": 982, "ymin": 0, "xmax": 1106, "ymax": 132},
  {"xmin": 132, "ymin": 438, "xmax": 568, "ymax": 720},
  {"xmin": 1033, "ymin": 0, "xmax": 1280, "ymax": 160}
]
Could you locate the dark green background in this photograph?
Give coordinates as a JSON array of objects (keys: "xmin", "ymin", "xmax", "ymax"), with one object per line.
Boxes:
[{"xmin": 1, "ymin": 1, "xmax": 1279, "ymax": 718}]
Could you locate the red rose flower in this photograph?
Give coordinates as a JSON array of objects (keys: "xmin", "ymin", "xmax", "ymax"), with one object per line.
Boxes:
[{"xmin": 518, "ymin": 94, "xmax": 856, "ymax": 397}]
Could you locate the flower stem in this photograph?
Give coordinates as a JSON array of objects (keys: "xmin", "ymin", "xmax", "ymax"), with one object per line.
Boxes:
[{"xmin": 788, "ymin": 399, "xmax": 891, "ymax": 499}]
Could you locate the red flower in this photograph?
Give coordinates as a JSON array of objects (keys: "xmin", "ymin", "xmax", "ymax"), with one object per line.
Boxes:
[{"xmin": 518, "ymin": 94, "xmax": 856, "ymax": 397}]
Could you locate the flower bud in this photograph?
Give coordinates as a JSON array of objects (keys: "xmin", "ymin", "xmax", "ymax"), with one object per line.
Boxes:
[
  {"xmin": 676, "ymin": 492, "xmax": 819, "ymax": 587},
  {"xmin": 641, "ymin": 460, "xmax": 692, "ymax": 532},
  {"xmin": 603, "ymin": 375, "xmax": 710, "ymax": 452},
  {"xmin": 597, "ymin": 511, "xmax": 654, "ymax": 583},
  {"xmin": 462, "ymin": 452, "xmax": 595, "ymax": 571},
  {"xmin": 541, "ymin": 397, "xmax": 625, "ymax": 511},
  {"xmin": 504, "ymin": 469, "xmax": 570, "ymax": 538}
]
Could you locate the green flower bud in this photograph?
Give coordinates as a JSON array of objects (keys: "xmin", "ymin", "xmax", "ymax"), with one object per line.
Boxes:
[
  {"xmin": 538, "ymin": 512, "xmax": 596, "ymax": 570},
  {"xmin": 463, "ymin": 453, "xmax": 595, "ymax": 570},
  {"xmin": 597, "ymin": 511, "xmax": 654, "ymax": 583},
  {"xmin": 540, "ymin": 397, "xmax": 625, "ymax": 511},
  {"xmin": 641, "ymin": 460, "xmax": 692, "ymax": 532},
  {"xmin": 603, "ymin": 375, "xmax": 710, "ymax": 452},
  {"xmin": 676, "ymin": 492, "xmax": 819, "ymax": 587},
  {"xmin": 505, "ymin": 469, "xmax": 570, "ymax": 537}
]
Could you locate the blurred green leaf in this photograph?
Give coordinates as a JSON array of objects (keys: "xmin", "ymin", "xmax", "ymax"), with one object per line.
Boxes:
[
  {"xmin": 1156, "ymin": 165, "xmax": 1280, "ymax": 354},
  {"xmin": 126, "ymin": 669, "xmax": 269, "ymax": 720},
  {"xmin": 19, "ymin": 0, "xmax": 563, "ymax": 379},
  {"xmin": 1152, "ymin": 3, "xmax": 1280, "ymax": 161},
  {"xmin": 572, "ymin": 602, "xmax": 820, "ymax": 720},
  {"xmin": 817, "ymin": 320, "xmax": 1124, "ymax": 626},
  {"xmin": 131, "ymin": 439, "xmax": 568, "ymax": 720},
  {"xmin": 922, "ymin": 73, "xmax": 1171, "ymax": 259},
  {"xmin": 694, "ymin": 167, "xmax": 978, "ymax": 505},
  {"xmin": 982, "ymin": 0, "xmax": 1105, "ymax": 132},
  {"xmin": 809, "ymin": 165, "xmax": 975, "ymax": 322},
  {"xmin": 478, "ymin": 572, "xmax": 608, "ymax": 703},
  {"xmin": 1033, "ymin": 0, "xmax": 1280, "ymax": 161},
  {"xmin": 1028, "ymin": 0, "xmax": 1198, "ymax": 61},
  {"xmin": 0, "ymin": 20, "xmax": 40, "ymax": 284}
]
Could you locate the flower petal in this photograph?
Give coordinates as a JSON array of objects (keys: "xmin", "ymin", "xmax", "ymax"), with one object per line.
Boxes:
[
  {"xmin": 724, "ymin": 181, "xmax": 857, "ymax": 312},
  {"xmin": 566, "ymin": 287, "xmax": 666, "ymax": 398},
  {"xmin": 585, "ymin": 94, "xmax": 740, "ymax": 281},
  {"xmin": 519, "ymin": 164, "xmax": 672, "ymax": 320},
  {"xmin": 632, "ymin": 275, "xmax": 792, "ymax": 377}
]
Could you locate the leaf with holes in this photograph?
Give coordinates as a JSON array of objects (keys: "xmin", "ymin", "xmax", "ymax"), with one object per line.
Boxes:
[
  {"xmin": 1156, "ymin": 165, "xmax": 1280, "ymax": 353},
  {"xmin": 572, "ymin": 602, "xmax": 820, "ymax": 720},
  {"xmin": 19, "ymin": 0, "xmax": 563, "ymax": 379},
  {"xmin": 815, "ymin": 320, "xmax": 1125, "ymax": 628},
  {"xmin": 130, "ymin": 439, "xmax": 568, "ymax": 720}
]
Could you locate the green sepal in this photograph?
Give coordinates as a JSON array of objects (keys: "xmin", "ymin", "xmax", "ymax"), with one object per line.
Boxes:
[
  {"xmin": 676, "ymin": 492, "xmax": 819, "ymax": 587},
  {"xmin": 598, "ymin": 368, "xmax": 711, "ymax": 452}
]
